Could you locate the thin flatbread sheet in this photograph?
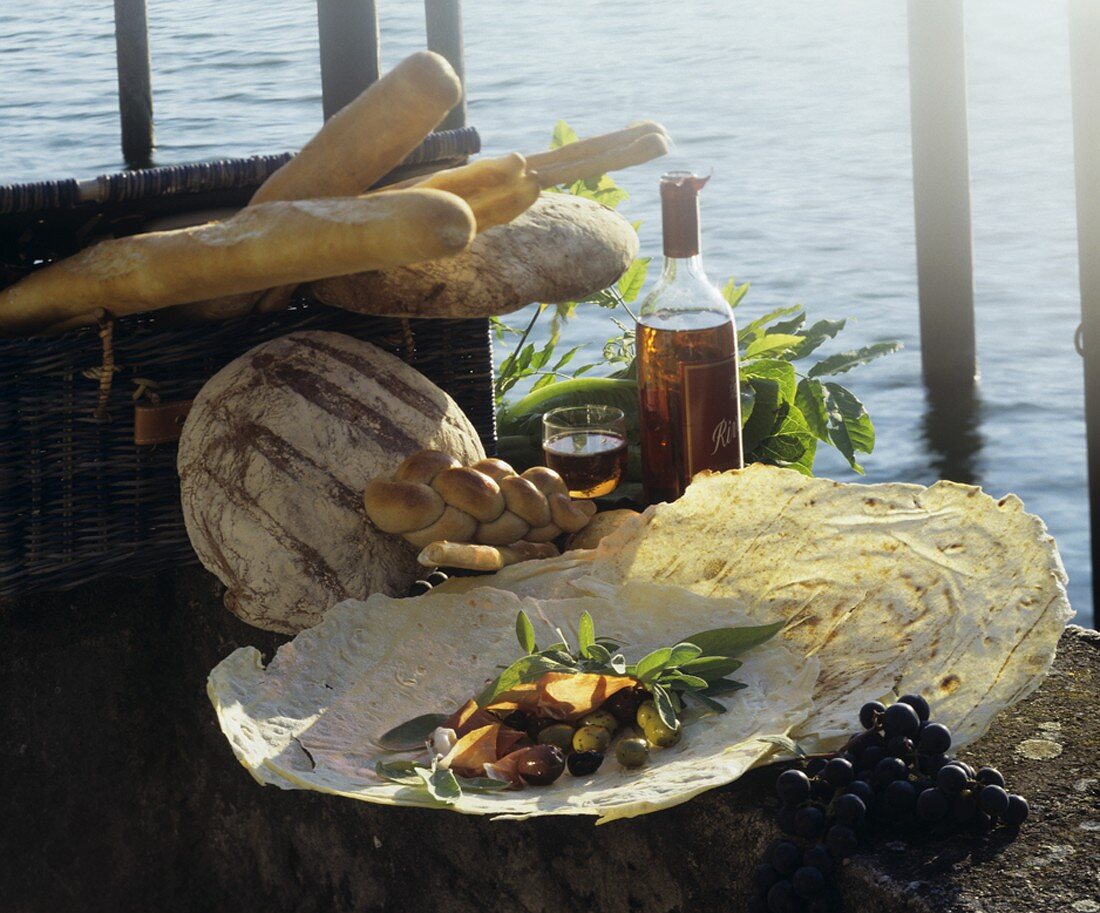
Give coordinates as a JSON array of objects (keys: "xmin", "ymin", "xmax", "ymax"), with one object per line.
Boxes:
[
  {"xmin": 434, "ymin": 465, "xmax": 1072, "ymax": 754},
  {"xmin": 209, "ymin": 582, "xmax": 818, "ymax": 823}
]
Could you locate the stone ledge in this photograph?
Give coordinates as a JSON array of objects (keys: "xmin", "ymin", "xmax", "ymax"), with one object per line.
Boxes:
[{"xmin": 1, "ymin": 568, "xmax": 1097, "ymax": 913}]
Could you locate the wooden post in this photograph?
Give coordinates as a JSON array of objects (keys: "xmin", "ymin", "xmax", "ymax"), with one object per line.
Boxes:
[
  {"xmin": 1069, "ymin": 0, "xmax": 1100, "ymax": 622},
  {"xmin": 906, "ymin": 0, "xmax": 977, "ymax": 394},
  {"xmin": 316, "ymin": 0, "xmax": 381, "ymax": 121},
  {"xmin": 424, "ymin": 0, "xmax": 466, "ymax": 130},
  {"xmin": 113, "ymin": 0, "xmax": 155, "ymax": 168}
]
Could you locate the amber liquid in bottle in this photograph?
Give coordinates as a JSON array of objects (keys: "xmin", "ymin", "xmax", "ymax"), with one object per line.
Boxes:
[{"xmin": 637, "ymin": 173, "xmax": 743, "ymax": 504}]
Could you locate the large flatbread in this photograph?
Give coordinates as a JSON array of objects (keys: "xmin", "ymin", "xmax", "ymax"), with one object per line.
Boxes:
[
  {"xmin": 433, "ymin": 465, "xmax": 1072, "ymax": 753},
  {"xmin": 209, "ymin": 583, "xmax": 818, "ymax": 823}
]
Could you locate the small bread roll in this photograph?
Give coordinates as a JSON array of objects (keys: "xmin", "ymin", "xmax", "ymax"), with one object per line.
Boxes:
[
  {"xmin": 403, "ymin": 505, "xmax": 478, "ymax": 548},
  {"xmin": 499, "ymin": 476, "xmax": 552, "ymax": 527},
  {"xmin": 395, "ymin": 450, "xmax": 461, "ymax": 485},
  {"xmin": 471, "ymin": 458, "xmax": 518, "ymax": 482},
  {"xmin": 525, "ymin": 522, "xmax": 562, "ymax": 543},
  {"xmin": 521, "ymin": 466, "xmax": 569, "ymax": 498},
  {"xmin": 432, "ymin": 467, "xmax": 505, "ymax": 522},
  {"xmin": 474, "ymin": 510, "xmax": 531, "ymax": 546},
  {"xmin": 548, "ymin": 492, "xmax": 593, "ymax": 533},
  {"xmin": 363, "ymin": 479, "xmax": 446, "ymax": 534}
]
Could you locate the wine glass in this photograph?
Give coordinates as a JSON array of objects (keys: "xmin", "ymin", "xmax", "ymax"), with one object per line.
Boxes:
[{"xmin": 541, "ymin": 405, "xmax": 628, "ymax": 499}]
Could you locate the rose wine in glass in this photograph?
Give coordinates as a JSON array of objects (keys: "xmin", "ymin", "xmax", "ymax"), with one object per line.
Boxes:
[
  {"xmin": 636, "ymin": 172, "xmax": 743, "ymax": 504},
  {"xmin": 542, "ymin": 405, "xmax": 628, "ymax": 498}
]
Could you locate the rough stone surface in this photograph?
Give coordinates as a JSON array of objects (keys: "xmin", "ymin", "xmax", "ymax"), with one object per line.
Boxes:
[{"xmin": 1, "ymin": 570, "xmax": 1097, "ymax": 913}]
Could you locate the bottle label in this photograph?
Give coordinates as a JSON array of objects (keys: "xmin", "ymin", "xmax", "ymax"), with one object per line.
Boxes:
[{"xmin": 680, "ymin": 355, "xmax": 744, "ymax": 479}]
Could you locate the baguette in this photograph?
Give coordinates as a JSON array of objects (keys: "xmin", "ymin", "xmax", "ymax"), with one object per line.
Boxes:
[
  {"xmin": 525, "ymin": 121, "xmax": 669, "ymax": 172},
  {"xmin": 0, "ymin": 190, "xmax": 475, "ymax": 336},
  {"xmin": 177, "ymin": 50, "xmax": 463, "ymax": 321},
  {"xmin": 533, "ymin": 131, "xmax": 671, "ymax": 189}
]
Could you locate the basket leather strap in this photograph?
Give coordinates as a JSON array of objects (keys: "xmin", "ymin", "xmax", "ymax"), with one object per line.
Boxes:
[{"xmin": 134, "ymin": 401, "xmax": 193, "ymax": 445}]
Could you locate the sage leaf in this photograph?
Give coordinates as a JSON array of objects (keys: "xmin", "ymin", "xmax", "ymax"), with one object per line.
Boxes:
[
  {"xmin": 682, "ymin": 690, "xmax": 729, "ymax": 715},
  {"xmin": 516, "ymin": 610, "xmax": 536, "ymax": 654},
  {"xmin": 376, "ymin": 713, "xmax": 449, "ymax": 752},
  {"xmin": 666, "ymin": 642, "xmax": 703, "ymax": 667},
  {"xmin": 757, "ymin": 735, "xmax": 807, "ymax": 758},
  {"xmin": 416, "ymin": 764, "xmax": 462, "ymax": 805},
  {"xmin": 635, "ymin": 647, "xmax": 673, "ymax": 682},
  {"xmin": 661, "ymin": 672, "xmax": 710, "ymax": 691},
  {"xmin": 374, "ymin": 760, "xmax": 425, "ymax": 786},
  {"xmin": 454, "ymin": 775, "xmax": 511, "ymax": 792},
  {"xmin": 650, "ymin": 682, "xmax": 680, "ymax": 730},
  {"xmin": 578, "ymin": 610, "xmax": 596, "ymax": 655},
  {"xmin": 703, "ymin": 678, "xmax": 749, "ymax": 697},
  {"xmin": 679, "ymin": 655, "xmax": 743, "ymax": 679},
  {"xmin": 585, "ymin": 642, "xmax": 612, "ymax": 664},
  {"xmin": 684, "ymin": 621, "xmax": 784, "ymax": 658},
  {"xmin": 807, "ymin": 341, "xmax": 902, "ymax": 378},
  {"xmin": 477, "ymin": 654, "xmax": 570, "ymax": 706}
]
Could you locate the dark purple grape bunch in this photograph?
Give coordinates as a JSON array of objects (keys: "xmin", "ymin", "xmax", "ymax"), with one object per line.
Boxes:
[{"xmin": 748, "ymin": 694, "xmax": 1029, "ymax": 913}]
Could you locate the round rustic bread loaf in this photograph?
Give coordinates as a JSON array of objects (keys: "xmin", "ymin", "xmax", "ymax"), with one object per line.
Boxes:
[{"xmin": 178, "ymin": 330, "xmax": 485, "ymax": 633}]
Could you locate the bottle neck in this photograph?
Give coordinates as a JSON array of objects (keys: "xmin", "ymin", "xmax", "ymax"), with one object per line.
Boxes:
[{"xmin": 659, "ymin": 253, "xmax": 707, "ymax": 281}]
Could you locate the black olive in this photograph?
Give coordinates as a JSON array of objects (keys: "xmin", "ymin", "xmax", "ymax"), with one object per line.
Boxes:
[
  {"xmin": 500, "ymin": 710, "xmax": 528, "ymax": 731},
  {"xmin": 517, "ymin": 745, "xmax": 565, "ymax": 786},
  {"xmin": 567, "ymin": 750, "xmax": 605, "ymax": 777}
]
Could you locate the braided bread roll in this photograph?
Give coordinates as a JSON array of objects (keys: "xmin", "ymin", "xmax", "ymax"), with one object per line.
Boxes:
[{"xmin": 362, "ymin": 449, "xmax": 596, "ymax": 549}]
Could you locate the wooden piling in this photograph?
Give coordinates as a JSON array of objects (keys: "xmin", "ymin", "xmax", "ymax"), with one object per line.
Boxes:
[
  {"xmin": 906, "ymin": 0, "xmax": 977, "ymax": 394},
  {"xmin": 1069, "ymin": 0, "xmax": 1100, "ymax": 622},
  {"xmin": 316, "ymin": 0, "xmax": 381, "ymax": 121},
  {"xmin": 113, "ymin": 0, "xmax": 155, "ymax": 168},
  {"xmin": 425, "ymin": 0, "xmax": 466, "ymax": 130}
]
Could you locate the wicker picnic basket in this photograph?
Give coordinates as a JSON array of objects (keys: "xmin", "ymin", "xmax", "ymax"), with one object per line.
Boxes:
[{"xmin": 0, "ymin": 127, "xmax": 497, "ymax": 597}]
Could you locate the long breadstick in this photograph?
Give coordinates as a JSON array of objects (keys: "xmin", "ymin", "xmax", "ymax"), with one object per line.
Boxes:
[
  {"xmin": 178, "ymin": 51, "xmax": 463, "ymax": 321},
  {"xmin": 417, "ymin": 540, "xmax": 559, "ymax": 572},
  {"xmin": 524, "ymin": 121, "xmax": 668, "ymax": 172},
  {"xmin": 533, "ymin": 131, "xmax": 671, "ymax": 189},
  {"xmin": 0, "ymin": 190, "xmax": 475, "ymax": 337}
]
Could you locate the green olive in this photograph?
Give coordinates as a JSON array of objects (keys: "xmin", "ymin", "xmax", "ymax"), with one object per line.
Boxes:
[
  {"xmin": 537, "ymin": 723, "xmax": 575, "ymax": 751},
  {"xmin": 636, "ymin": 700, "xmax": 659, "ymax": 729},
  {"xmin": 643, "ymin": 717, "xmax": 682, "ymax": 748},
  {"xmin": 579, "ymin": 710, "xmax": 617, "ymax": 733},
  {"xmin": 616, "ymin": 737, "xmax": 650, "ymax": 769},
  {"xmin": 572, "ymin": 725, "xmax": 612, "ymax": 753}
]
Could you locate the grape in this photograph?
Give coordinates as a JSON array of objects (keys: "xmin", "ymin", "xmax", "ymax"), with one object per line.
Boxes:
[
  {"xmin": 969, "ymin": 810, "xmax": 994, "ymax": 834},
  {"xmin": 886, "ymin": 735, "xmax": 915, "ymax": 759},
  {"xmin": 916, "ymin": 786, "xmax": 950, "ymax": 822},
  {"xmin": 1004, "ymin": 794, "xmax": 1030, "ymax": 826},
  {"xmin": 936, "ymin": 763, "xmax": 969, "ymax": 795},
  {"xmin": 808, "ymin": 888, "xmax": 842, "ymax": 913},
  {"xmin": 881, "ymin": 780, "xmax": 918, "ymax": 818},
  {"xmin": 873, "ymin": 756, "xmax": 908, "ymax": 786},
  {"xmin": 952, "ymin": 792, "xmax": 979, "ymax": 825},
  {"xmin": 918, "ymin": 723, "xmax": 952, "ymax": 755},
  {"xmin": 882, "ymin": 702, "xmax": 921, "ymax": 738},
  {"xmin": 754, "ymin": 863, "xmax": 781, "ymax": 892},
  {"xmin": 956, "ymin": 761, "xmax": 977, "ymax": 779},
  {"xmin": 777, "ymin": 803, "xmax": 798, "ymax": 835},
  {"xmin": 777, "ymin": 769, "xmax": 812, "ymax": 805},
  {"xmin": 859, "ymin": 701, "xmax": 886, "ymax": 729},
  {"xmin": 748, "ymin": 895, "xmax": 769, "ymax": 913},
  {"xmin": 898, "ymin": 693, "xmax": 931, "ymax": 721},
  {"xmin": 977, "ymin": 784, "xmax": 1010, "ymax": 817},
  {"xmin": 833, "ymin": 793, "xmax": 866, "ymax": 827},
  {"xmin": 860, "ymin": 746, "xmax": 885, "ymax": 772},
  {"xmin": 825, "ymin": 825, "xmax": 859, "ymax": 859},
  {"xmin": 823, "ymin": 757, "xmax": 854, "ymax": 788},
  {"xmin": 845, "ymin": 780, "xmax": 873, "ymax": 803},
  {"xmin": 794, "ymin": 805, "xmax": 827, "ymax": 840},
  {"xmin": 920, "ymin": 753, "xmax": 951, "ymax": 777},
  {"xmin": 792, "ymin": 865, "xmax": 826, "ymax": 899},
  {"xmin": 766, "ymin": 880, "xmax": 801, "ymax": 913},
  {"xmin": 811, "ymin": 778, "xmax": 836, "ymax": 802},
  {"xmin": 806, "ymin": 758, "xmax": 828, "ymax": 777},
  {"xmin": 771, "ymin": 840, "xmax": 802, "ymax": 876},
  {"xmin": 802, "ymin": 845, "xmax": 834, "ymax": 877},
  {"xmin": 976, "ymin": 767, "xmax": 1005, "ymax": 788}
]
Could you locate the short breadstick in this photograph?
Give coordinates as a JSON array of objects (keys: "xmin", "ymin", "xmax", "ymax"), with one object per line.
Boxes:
[
  {"xmin": 534, "ymin": 132, "xmax": 671, "ymax": 190},
  {"xmin": 2, "ymin": 190, "xmax": 476, "ymax": 337},
  {"xmin": 525, "ymin": 121, "xmax": 668, "ymax": 172},
  {"xmin": 363, "ymin": 479, "xmax": 445, "ymax": 534},
  {"xmin": 417, "ymin": 539, "xmax": 559, "ymax": 571}
]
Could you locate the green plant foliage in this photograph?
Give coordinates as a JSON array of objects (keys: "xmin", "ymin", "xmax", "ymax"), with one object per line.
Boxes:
[{"xmin": 493, "ymin": 120, "xmax": 900, "ymax": 479}]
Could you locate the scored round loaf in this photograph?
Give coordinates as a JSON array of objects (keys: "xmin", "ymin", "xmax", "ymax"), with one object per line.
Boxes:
[
  {"xmin": 363, "ymin": 479, "xmax": 445, "ymax": 534},
  {"xmin": 431, "ymin": 467, "xmax": 505, "ymax": 522},
  {"xmin": 499, "ymin": 475, "xmax": 552, "ymax": 528},
  {"xmin": 395, "ymin": 450, "xmax": 461, "ymax": 485},
  {"xmin": 178, "ymin": 331, "xmax": 485, "ymax": 634}
]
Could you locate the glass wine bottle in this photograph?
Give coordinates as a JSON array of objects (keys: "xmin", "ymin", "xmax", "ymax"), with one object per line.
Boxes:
[{"xmin": 636, "ymin": 171, "xmax": 743, "ymax": 503}]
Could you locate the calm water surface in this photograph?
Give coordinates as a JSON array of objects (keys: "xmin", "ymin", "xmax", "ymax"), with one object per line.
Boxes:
[{"xmin": 1, "ymin": 0, "xmax": 1090, "ymax": 625}]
